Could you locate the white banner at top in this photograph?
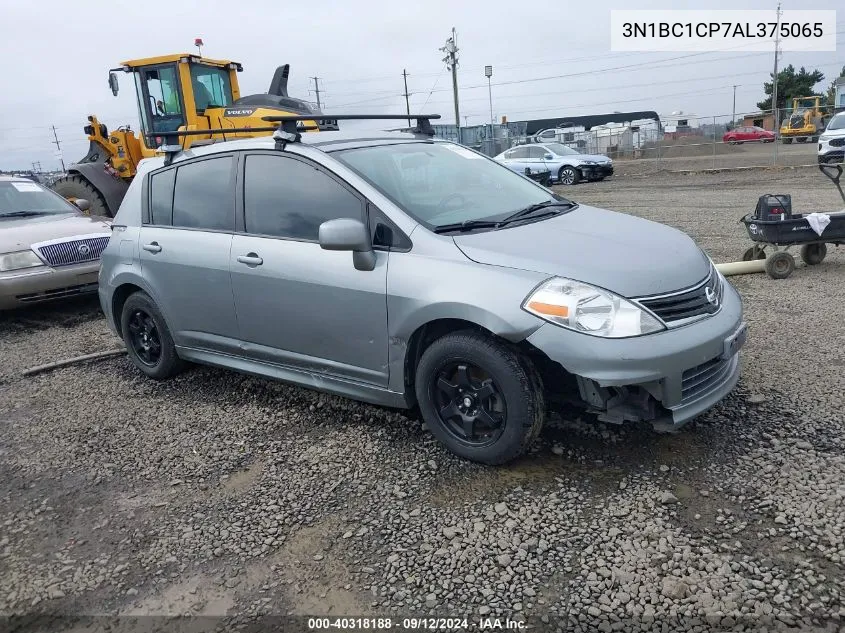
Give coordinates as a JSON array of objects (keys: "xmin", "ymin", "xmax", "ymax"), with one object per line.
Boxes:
[{"xmin": 610, "ymin": 10, "xmax": 837, "ymax": 52}]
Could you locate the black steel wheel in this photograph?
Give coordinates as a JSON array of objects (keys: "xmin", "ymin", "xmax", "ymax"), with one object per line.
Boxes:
[
  {"xmin": 415, "ymin": 330, "xmax": 545, "ymax": 465},
  {"xmin": 765, "ymin": 251, "xmax": 795, "ymax": 279},
  {"xmin": 800, "ymin": 243, "xmax": 827, "ymax": 265},
  {"xmin": 742, "ymin": 245, "xmax": 766, "ymax": 261},
  {"xmin": 431, "ymin": 362, "xmax": 507, "ymax": 447},
  {"xmin": 127, "ymin": 309, "xmax": 161, "ymax": 367},
  {"xmin": 119, "ymin": 291, "xmax": 185, "ymax": 380}
]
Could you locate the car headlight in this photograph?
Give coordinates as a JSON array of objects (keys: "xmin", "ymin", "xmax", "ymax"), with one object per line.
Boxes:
[
  {"xmin": 522, "ymin": 277, "xmax": 665, "ymax": 338},
  {"xmin": 0, "ymin": 250, "xmax": 45, "ymax": 272},
  {"xmin": 580, "ymin": 160, "xmax": 597, "ymax": 165}
]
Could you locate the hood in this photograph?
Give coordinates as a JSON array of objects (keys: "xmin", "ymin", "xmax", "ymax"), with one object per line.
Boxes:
[
  {"xmin": 573, "ymin": 154, "xmax": 612, "ymax": 164},
  {"xmin": 0, "ymin": 213, "xmax": 111, "ymax": 253},
  {"xmin": 452, "ymin": 205, "xmax": 710, "ymax": 297}
]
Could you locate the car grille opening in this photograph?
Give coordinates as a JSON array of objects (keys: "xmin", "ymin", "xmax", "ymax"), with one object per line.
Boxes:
[
  {"xmin": 681, "ymin": 355, "xmax": 733, "ymax": 404},
  {"xmin": 636, "ymin": 268, "xmax": 722, "ymax": 325},
  {"xmin": 36, "ymin": 236, "xmax": 110, "ymax": 267},
  {"xmin": 16, "ymin": 282, "xmax": 99, "ymax": 303}
]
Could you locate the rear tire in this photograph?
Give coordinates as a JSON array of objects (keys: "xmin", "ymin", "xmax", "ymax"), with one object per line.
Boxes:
[
  {"xmin": 52, "ymin": 175, "xmax": 111, "ymax": 218},
  {"xmin": 800, "ymin": 243, "xmax": 827, "ymax": 266},
  {"xmin": 120, "ymin": 291, "xmax": 185, "ymax": 380},
  {"xmin": 765, "ymin": 251, "xmax": 795, "ymax": 279},
  {"xmin": 415, "ymin": 331, "xmax": 545, "ymax": 465}
]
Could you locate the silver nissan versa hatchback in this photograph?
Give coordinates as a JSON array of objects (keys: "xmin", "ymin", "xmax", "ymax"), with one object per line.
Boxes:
[{"xmin": 99, "ymin": 116, "xmax": 747, "ymax": 464}]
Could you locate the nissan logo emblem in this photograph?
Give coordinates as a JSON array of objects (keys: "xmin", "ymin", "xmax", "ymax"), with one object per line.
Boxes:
[
  {"xmin": 705, "ymin": 287, "xmax": 718, "ymax": 305},
  {"xmin": 78, "ymin": 243, "xmax": 91, "ymax": 256}
]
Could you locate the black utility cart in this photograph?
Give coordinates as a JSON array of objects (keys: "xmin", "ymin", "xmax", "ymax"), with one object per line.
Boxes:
[{"xmin": 740, "ymin": 164, "xmax": 845, "ymax": 279}]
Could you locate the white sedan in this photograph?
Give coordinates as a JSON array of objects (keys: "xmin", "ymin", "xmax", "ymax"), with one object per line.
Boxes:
[{"xmin": 494, "ymin": 142, "xmax": 613, "ymax": 185}]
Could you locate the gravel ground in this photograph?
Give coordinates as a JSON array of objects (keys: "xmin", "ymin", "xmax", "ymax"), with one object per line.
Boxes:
[
  {"xmin": 614, "ymin": 142, "xmax": 820, "ymax": 177},
  {"xmin": 1, "ymin": 168, "xmax": 844, "ymax": 632}
]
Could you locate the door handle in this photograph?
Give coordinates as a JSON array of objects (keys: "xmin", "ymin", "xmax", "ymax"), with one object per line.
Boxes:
[
  {"xmin": 237, "ymin": 253, "xmax": 263, "ymax": 266},
  {"xmin": 142, "ymin": 242, "xmax": 162, "ymax": 254}
]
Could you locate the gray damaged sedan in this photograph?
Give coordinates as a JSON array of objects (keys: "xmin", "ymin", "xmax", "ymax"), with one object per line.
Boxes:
[
  {"xmin": 98, "ymin": 124, "xmax": 746, "ymax": 464},
  {"xmin": 1, "ymin": 176, "xmax": 111, "ymax": 310}
]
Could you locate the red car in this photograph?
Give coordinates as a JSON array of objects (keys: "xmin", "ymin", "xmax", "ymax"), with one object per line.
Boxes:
[{"xmin": 723, "ymin": 126, "xmax": 775, "ymax": 145}]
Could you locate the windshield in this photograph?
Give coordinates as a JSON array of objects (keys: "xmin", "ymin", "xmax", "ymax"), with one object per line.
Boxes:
[
  {"xmin": 334, "ymin": 142, "xmax": 568, "ymax": 228},
  {"xmin": 543, "ymin": 143, "xmax": 580, "ymax": 156},
  {"xmin": 0, "ymin": 181, "xmax": 77, "ymax": 216},
  {"xmin": 828, "ymin": 114, "xmax": 845, "ymax": 131}
]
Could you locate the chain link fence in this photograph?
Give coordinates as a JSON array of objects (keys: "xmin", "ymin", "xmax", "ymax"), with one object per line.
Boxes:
[{"xmin": 433, "ymin": 103, "xmax": 843, "ymax": 176}]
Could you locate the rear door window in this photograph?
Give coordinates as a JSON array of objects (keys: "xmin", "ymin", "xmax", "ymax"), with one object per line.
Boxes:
[{"xmin": 171, "ymin": 156, "xmax": 235, "ymax": 231}]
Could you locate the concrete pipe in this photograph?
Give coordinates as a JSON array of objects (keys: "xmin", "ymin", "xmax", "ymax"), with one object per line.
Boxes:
[{"xmin": 716, "ymin": 260, "xmax": 767, "ymax": 276}]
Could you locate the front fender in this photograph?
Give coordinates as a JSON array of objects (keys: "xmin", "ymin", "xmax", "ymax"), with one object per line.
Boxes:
[{"xmin": 385, "ymin": 252, "xmax": 548, "ymax": 394}]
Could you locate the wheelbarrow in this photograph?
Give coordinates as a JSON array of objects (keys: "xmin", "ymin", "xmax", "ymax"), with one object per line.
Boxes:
[{"xmin": 739, "ymin": 163, "xmax": 845, "ymax": 279}]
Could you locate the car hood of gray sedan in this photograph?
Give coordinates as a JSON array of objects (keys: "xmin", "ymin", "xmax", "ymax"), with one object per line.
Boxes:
[
  {"xmin": 0, "ymin": 213, "xmax": 112, "ymax": 253},
  {"xmin": 452, "ymin": 205, "xmax": 710, "ymax": 297}
]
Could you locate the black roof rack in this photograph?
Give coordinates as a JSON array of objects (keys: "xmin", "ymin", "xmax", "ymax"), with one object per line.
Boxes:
[
  {"xmin": 152, "ymin": 113, "xmax": 441, "ymax": 165},
  {"xmin": 261, "ymin": 113, "xmax": 441, "ymax": 139}
]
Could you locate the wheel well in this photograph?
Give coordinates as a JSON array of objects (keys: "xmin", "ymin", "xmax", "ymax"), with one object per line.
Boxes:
[
  {"xmin": 111, "ymin": 283, "xmax": 144, "ymax": 337},
  {"xmin": 402, "ymin": 318, "xmax": 579, "ymax": 408},
  {"xmin": 404, "ymin": 318, "xmax": 488, "ymax": 394}
]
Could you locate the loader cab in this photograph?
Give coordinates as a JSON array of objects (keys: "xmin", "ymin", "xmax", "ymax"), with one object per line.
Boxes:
[{"xmin": 122, "ymin": 54, "xmax": 241, "ymax": 150}]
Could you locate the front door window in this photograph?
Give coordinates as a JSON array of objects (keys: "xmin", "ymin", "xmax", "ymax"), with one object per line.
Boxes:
[{"xmin": 136, "ymin": 64, "xmax": 186, "ymax": 144}]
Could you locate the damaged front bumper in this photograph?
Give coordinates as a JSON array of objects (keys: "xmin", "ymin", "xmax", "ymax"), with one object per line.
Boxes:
[{"xmin": 525, "ymin": 282, "xmax": 745, "ymax": 430}]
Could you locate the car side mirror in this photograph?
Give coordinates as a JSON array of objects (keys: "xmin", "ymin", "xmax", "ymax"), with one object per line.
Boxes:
[
  {"xmin": 544, "ymin": 154, "xmax": 554, "ymax": 160},
  {"xmin": 318, "ymin": 218, "xmax": 376, "ymax": 271},
  {"xmin": 74, "ymin": 198, "xmax": 91, "ymax": 212},
  {"xmin": 108, "ymin": 72, "xmax": 119, "ymax": 97}
]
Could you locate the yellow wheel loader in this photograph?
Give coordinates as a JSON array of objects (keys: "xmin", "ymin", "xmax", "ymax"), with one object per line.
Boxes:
[
  {"xmin": 52, "ymin": 53, "xmax": 336, "ymax": 217},
  {"xmin": 779, "ymin": 96, "xmax": 831, "ymax": 145}
]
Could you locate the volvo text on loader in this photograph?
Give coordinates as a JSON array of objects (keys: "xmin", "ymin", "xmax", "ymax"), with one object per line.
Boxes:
[{"xmin": 52, "ymin": 53, "xmax": 336, "ymax": 217}]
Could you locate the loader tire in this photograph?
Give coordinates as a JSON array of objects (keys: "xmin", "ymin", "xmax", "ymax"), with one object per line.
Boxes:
[{"xmin": 52, "ymin": 175, "xmax": 111, "ymax": 218}]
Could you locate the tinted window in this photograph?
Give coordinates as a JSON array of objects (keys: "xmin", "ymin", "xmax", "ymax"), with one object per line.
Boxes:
[
  {"xmin": 507, "ymin": 147, "xmax": 530, "ymax": 159},
  {"xmin": 172, "ymin": 157, "xmax": 234, "ymax": 231},
  {"xmin": 149, "ymin": 168, "xmax": 175, "ymax": 225},
  {"xmin": 528, "ymin": 146, "xmax": 548, "ymax": 158},
  {"xmin": 243, "ymin": 154, "xmax": 363, "ymax": 240}
]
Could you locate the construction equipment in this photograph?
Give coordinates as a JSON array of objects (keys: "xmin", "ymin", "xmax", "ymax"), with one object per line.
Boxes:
[
  {"xmin": 779, "ymin": 96, "xmax": 831, "ymax": 144},
  {"xmin": 52, "ymin": 53, "xmax": 336, "ymax": 217}
]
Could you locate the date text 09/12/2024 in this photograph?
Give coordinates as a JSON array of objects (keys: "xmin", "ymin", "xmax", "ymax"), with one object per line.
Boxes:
[{"xmin": 307, "ymin": 617, "xmax": 527, "ymax": 630}]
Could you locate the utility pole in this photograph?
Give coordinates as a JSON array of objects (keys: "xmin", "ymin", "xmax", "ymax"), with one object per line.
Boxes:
[
  {"xmin": 440, "ymin": 28, "xmax": 461, "ymax": 143},
  {"xmin": 402, "ymin": 69, "xmax": 411, "ymax": 127},
  {"xmin": 485, "ymin": 65, "xmax": 494, "ymax": 125},
  {"xmin": 732, "ymin": 85, "xmax": 737, "ymax": 127},
  {"xmin": 310, "ymin": 77, "xmax": 322, "ymax": 110},
  {"xmin": 51, "ymin": 125, "xmax": 65, "ymax": 172},
  {"xmin": 771, "ymin": 1, "xmax": 782, "ymax": 163}
]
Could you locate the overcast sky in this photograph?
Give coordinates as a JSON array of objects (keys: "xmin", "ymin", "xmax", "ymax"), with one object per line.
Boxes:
[{"xmin": 0, "ymin": 0, "xmax": 842, "ymax": 171}]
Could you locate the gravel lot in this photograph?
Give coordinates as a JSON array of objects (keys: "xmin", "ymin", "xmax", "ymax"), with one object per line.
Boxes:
[{"xmin": 2, "ymin": 167, "xmax": 844, "ymax": 632}]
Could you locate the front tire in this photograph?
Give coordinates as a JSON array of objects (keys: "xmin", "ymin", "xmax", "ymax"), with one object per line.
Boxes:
[
  {"xmin": 120, "ymin": 291, "xmax": 185, "ymax": 380},
  {"xmin": 800, "ymin": 243, "xmax": 827, "ymax": 265},
  {"xmin": 52, "ymin": 174, "xmax": 111, "ymax": 218},
  {"xmin": 558, "ymin": 166, "xmax": 579, "ymax": 186},
  {"xmin": 415, "ymin": 331, "xmax": 544, "ymax": 465},
  {"xmin": 765, "ymin": 251, "xmax": 795, "ymax": 279}
]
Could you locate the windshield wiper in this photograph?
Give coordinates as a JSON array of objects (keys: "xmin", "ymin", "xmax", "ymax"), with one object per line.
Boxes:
[
  {"xmin": 432, "ymin": 219, "xmax": 502, "ymax": 234},
  {"xmin": 0, "ymin": 211, "xmax": 49, "ymax": 218},
  {"xmin": 497, "ymin": 200, "xmax": 575, "ymax": 226}
]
